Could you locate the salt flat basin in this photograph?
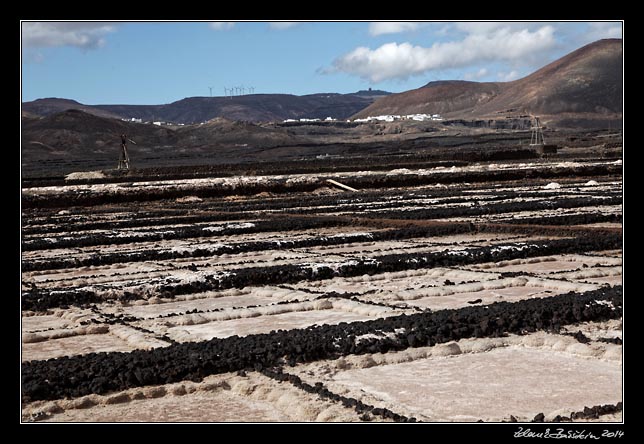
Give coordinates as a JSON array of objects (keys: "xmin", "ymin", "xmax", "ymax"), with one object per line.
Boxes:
[
  {"xmin": 41, "ymin": 389, "xmax": 288, "ymax": 422},
  {"xmin": 404, "ymin": 285, "xmax": 556, "ymax": 311},
  {"xmin": 22, "ymin": 332, "xmax": 136, "ymax": 363},
  {"xmin": 163, "ymin": 308, "xmax": 380, "ymax": 342},
  {"xmin": 331, "ymin": 346, "xmax": 622, "ymax": 422},
  {"xmin": 470, "ymin": 254, "xmax": 622, "ymax": 275},
  {"xmin": 582, "ymin": 275, "xmax": 623, "ymax": 286},
  {"xmin": 100, "ymin": 286, "xmax": 312, "ymax": 319},
  {"xmin": 22, "ymin": 314, "xmax": 74, "ymax": 332}
]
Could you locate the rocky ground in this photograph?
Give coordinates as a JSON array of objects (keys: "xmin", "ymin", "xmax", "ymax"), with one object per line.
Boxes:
[{"xmin": 21, "ymin": 149, "xmax": 622, "ymax": 423}]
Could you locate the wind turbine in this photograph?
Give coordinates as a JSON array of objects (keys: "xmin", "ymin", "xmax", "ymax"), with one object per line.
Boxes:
[{"xmin": 208, "ymin": 86, "xmax": 213, "ymax": 97}]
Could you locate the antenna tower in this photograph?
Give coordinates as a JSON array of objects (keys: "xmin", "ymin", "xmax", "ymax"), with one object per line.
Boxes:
[{"xmin": 530, "ymin": 116, "xmax": 546, "ymax": 146}]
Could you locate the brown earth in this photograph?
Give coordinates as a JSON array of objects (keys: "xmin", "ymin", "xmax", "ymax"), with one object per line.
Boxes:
[{"xmin": 354, "ymin": 39, "xmax": 622, "ymax": 127}]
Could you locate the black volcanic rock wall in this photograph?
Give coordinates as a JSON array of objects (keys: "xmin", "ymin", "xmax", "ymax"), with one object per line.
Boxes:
[{"xmin": 22, "ymin": 286, "xmax": 622, "ymax": 402}]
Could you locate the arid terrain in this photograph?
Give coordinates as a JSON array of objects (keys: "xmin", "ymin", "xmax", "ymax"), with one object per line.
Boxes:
[
  {"xmin": 20, "ymin": 35, "xmax": 623, "ymax": 424},
  {"xmin": 354, "ymin": 39, "xmax": 622, "ymax": 129},
  {"xmin": 23, "ymin": 39, "xmax": 621, "ymax": 129},
  {"xmin": 21, "ymin": 38, "xmax": 622, "ymax": 183},
  {"xmin": 21, "ymin": 140, "xmax": 622, "ymax": 422}
]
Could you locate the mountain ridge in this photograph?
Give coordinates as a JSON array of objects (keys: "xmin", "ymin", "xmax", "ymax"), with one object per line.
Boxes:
[
  {"xmin": 23, "ymin": 40, "xmax": 621, "ymax": 126},
  {"xmin": 353, "ymin": 39, "xmax": 622, "ymax": 124},
  {"xmin": 23, "ymin": 91, "xmax": 391, "ymax": 124}
]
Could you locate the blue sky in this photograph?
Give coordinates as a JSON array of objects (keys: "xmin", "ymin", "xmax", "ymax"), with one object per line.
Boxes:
[{"xmin": 21, "ymin": 21, "xmax": 622, "ymax": 105}]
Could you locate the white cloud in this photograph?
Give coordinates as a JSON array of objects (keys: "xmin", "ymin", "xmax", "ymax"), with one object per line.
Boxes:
[
  {"xmin": 22, "ymin": 22, "xmax": 115, "ymax": 49},
  {"xmin": 434, "ymin": 24, "xmax": 451, "ymax": 36},
  {"xmin": 209, "ymin": 22, "xmax": 236, "ymax": 31},
  {"xmin": 585, "ymin": 22, "xmax": 622, "ymax": 40},
  {"xmin": 464, "ymin": 67, "xmax": 488, "ymax": 81},
  {"xmin": 454, "ymin": 22, "xmax": 507, "ymax": 34},
  {"xmin": 331, "ymin": 25, "xmax": 556, "ymax": 83},
  {"xmin": 268, "ymin": 22, "xmax": 299, "ymax": 30},
  {"xmin": 498, "ymin": 70, "xmax": 520, "ymax": 82},
  {"xmin": 369, "ymin": 22, "xmax": 421, "ymax": 36},
  {"xmin": 454, "ymin": 22, "xmax": 553, "ymax": 36}
]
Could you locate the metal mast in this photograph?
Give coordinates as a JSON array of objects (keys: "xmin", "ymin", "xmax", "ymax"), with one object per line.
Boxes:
[{"xmin": 530, "ymin": 116, "xmax": 546, "ymax": 146}]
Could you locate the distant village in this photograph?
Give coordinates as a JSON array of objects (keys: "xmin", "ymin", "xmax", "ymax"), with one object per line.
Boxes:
[
  {"xmin": 284, "ymin": 113, "xmax": 444, "ymax": 124},
  {"xmin": 121, "ymin": 117, "xmax": 187, "ymax": 126},
  {"xmin": 122, "ymin": 113, "xmax": 444, "ymax": 127}
]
